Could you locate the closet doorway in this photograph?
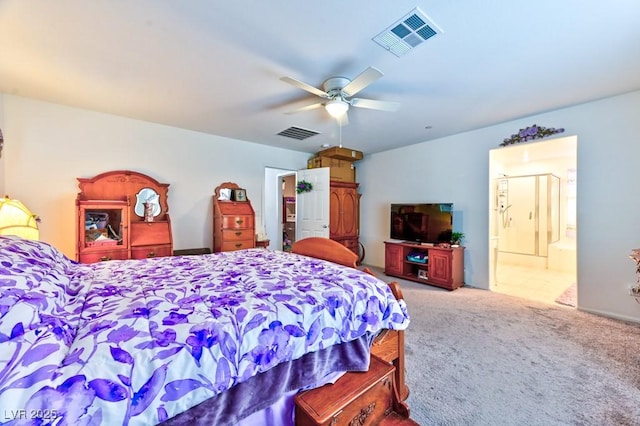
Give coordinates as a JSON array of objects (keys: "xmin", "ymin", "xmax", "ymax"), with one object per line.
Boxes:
[
  {"xmin": 488, "ymin": 136, "xmax": 578, "ymax": 306},
  {"xmin": 281, "ymin": 175, "xmax": 296, "ymax": 251},
  {"xmin": 263, "ymin": 167, "xmax": 295, "ymax": 253}
]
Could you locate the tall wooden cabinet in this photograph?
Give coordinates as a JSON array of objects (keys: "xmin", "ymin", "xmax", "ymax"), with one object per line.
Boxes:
[
  {"xmin": 329, "ymin": 181, "xmax": 360, "ymax": 254},
  {"xmin": 213, "ymin": 182, "xmax": 256, "ymax": 252},
  {"xmin": 76, "ymin": 170, "xmax": 173, "ymax": 263}
]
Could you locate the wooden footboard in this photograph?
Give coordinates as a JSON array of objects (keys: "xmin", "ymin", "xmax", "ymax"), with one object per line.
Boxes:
[{"xmin": 291, "ymin": 237, "xmax": 410, "ymax": 409}]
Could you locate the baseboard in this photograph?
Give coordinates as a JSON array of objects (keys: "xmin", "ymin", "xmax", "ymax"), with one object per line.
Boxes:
[{"xmin": 578, "ymin": 306, "xmax": 640, "ymax": 324}]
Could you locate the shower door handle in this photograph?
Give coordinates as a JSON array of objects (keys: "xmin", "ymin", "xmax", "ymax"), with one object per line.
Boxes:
[{"xmin": 529, "ymin": 212, "xmax": 532, "ymax": 219}]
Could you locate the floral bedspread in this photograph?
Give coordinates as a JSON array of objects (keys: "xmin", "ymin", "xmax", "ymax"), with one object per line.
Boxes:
[{"xmin": 0, "ymin": 237, "xmax": 409, "ymax": 425}]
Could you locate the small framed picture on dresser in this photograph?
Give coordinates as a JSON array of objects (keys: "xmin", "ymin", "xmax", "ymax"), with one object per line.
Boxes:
[
  {"xmin": 218, "ymin": 188, "xmax": 232, "ymax": 201},
  {"xmin": 233, "ymin": 189, "xmax": 247, "ymax": 202}
]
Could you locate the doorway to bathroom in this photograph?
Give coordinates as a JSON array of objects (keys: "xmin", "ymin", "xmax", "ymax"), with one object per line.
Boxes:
[{"xmin": 489, "ymin": 136, "xmax": 577, "ymax": 306}]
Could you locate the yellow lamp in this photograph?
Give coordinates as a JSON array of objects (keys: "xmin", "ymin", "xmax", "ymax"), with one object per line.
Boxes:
[{"xmin": 0, "ymin": 196, "xmax": 40, "ymax": 240}]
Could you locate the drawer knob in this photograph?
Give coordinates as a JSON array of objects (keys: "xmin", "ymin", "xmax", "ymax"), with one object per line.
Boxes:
[
  {"xmin": 235, "ymin": 231, "xmax": 242, "ymax": 236},
  {"xmin": 99, "ymin": 256, "xmax": 111, "ymax": 262},
  {"xmin": 235, "ymin": 243, "xmax": 243, "ymax": 248},
  {"xmin": 236, "ymin": 219, "xmax": 244, "ymax": 224},
  {"xmin": 147, "ymin": 251, "xmax": 156, "ymax": 258}
]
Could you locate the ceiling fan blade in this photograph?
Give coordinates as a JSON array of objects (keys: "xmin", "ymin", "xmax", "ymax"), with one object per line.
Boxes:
[
  {"xmin": 342, "ymin": 67, "xmax": 384, "ymax": 97},
  {"xmin": 350, "ymin": 98, "xmax": 400, "ymax": 112},
  {"xmin": 284, "ymin": 102, "xmax": 324, "ymax": 115},
  {"xmin": 280, "ymin": 76, "xmax": 328, "ymax": 98}
]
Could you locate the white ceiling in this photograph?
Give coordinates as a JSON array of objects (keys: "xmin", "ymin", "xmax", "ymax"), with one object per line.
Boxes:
[{"xmin": 1, "ymin": 1, "xmax": 639, "ymax": 155}]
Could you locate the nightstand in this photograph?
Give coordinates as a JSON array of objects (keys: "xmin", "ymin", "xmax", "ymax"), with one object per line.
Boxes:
[{"xmin": 255, "ymin": 239, "xmax": 270, "ymax": 248}]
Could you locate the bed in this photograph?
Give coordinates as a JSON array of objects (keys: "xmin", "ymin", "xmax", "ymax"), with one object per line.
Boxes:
[{"xmin": 0, "ymin": 236, "xmax": 410, "ymax": 425}]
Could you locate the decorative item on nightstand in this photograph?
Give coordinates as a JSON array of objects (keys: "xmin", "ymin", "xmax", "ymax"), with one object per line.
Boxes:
[{"xmin": 255, "ymin": 230, "xmax": 269, "ymax": 249}]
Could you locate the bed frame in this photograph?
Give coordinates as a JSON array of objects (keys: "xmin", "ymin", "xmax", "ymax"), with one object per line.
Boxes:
[{"xmin": 291, "ymin": 237, "xmax": 410, "ymax": 415}]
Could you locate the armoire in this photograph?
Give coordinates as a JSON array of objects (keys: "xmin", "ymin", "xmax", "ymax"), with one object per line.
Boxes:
[{"xmin": 329, "ymin": 181, "xmax": 360, "ymax": 255}]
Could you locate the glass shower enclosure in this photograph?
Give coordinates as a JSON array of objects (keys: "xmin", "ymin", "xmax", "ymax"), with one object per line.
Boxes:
[{"xmin": 496, "ymin": 173, "xmax": 560, "ymax": 257}]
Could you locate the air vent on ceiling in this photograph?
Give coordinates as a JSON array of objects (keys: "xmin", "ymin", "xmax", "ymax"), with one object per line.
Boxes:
[
  {"xmin": 373, "ymin": 7, "xmax": 443, "ymax": 57},
  {"xmin": 277, "ymin": 126, "xmax": 320, "ymax": 140}
]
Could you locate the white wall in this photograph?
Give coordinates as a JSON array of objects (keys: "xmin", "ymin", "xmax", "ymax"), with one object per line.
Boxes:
[
  {"xmin": 2, "ymin": 95, "xmax": 309, "ymax": 258},
  {"xmin": 358, "ymin": 90, "xmax": 640, "ymax": 323}
]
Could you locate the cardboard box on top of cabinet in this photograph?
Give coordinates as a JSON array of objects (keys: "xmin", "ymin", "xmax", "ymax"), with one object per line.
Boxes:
[
  {"xmin": 307, "ymin": 156, "xmax": 356, "ymax": 182},
  {"xmin": 316, "ymin": 146, "xmax": 363, "ymax": 161}
]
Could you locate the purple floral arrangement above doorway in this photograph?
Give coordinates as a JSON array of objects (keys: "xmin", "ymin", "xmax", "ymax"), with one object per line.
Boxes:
[{"xmin": 500, "ymin": 124, "xmax": 565, "ymax": 146}]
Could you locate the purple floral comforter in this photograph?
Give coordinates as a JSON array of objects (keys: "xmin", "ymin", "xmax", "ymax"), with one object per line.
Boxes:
[{"xmin": 0, "ymin": 237, "xmax": 409, "ymax": 425}]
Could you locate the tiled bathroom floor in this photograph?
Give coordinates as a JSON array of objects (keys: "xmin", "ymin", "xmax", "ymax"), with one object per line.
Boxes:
[{"xmin": 492, "ymin": 264, "xmax": 576, "ymax": 305}]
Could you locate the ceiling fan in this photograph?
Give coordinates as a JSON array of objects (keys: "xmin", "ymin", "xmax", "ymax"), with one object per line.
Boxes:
[{"xmin": 280, "ymin": 66, "xmax": 400, "ymax": 124}]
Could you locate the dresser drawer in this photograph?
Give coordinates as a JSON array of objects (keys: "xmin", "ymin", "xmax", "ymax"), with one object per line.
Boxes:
[
  {"xmin": 221, "ymin": 215, "xmax": 254, "ymax": 229},
  {"xmin": 221, "ymin": 239, "xmax": 255, "ymax": 252},
  {"xmin": 130, "ymin": 221, "xmax": 172, "ymax": 245},
  {"xmin": 79, "ymin": 249, "xmax": 129, "ymax": 264},
  {"xmin": 295, "ymin": 356, "xmax": 395, "ymax": 426},
  {"xmin": 131, "ymin": 245, "xmax": 172, "ymax": 259},
  {"xmin": 222, "ymin": 229, "xmax": 254, "ymax": 241}
]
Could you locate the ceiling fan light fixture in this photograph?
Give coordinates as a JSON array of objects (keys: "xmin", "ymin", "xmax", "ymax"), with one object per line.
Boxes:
[{"xmin": 325, "ymin": 99, "xmax": 349, "ymax": 118}]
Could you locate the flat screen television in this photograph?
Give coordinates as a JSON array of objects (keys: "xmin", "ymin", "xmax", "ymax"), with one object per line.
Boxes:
[{"xmin": 390, "ymin": 203, "xmax": 453, "ymax": 244}]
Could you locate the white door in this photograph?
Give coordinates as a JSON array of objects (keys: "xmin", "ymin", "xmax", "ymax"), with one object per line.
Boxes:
[{"xmin": 296, "ymin": 167, "xmax": 330, "ymax": 240}]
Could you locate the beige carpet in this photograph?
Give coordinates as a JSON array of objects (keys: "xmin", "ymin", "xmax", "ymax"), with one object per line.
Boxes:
[{"xmin": 368, "ymin": 267, "xmax": 640, "ymax": 425}]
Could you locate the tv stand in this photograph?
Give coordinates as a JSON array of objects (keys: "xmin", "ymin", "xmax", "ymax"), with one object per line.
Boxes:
[
  {"xmin": 411, "ymin": 241, "xmax": 433, "ymax": 246},
  {"xmin": 384, "ymin": 241, "xmax": 464, "ymax": 290}
]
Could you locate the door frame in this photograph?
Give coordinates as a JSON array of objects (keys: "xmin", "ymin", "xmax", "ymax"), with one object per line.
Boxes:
[
  {"xmin": 264, "ymin": 167, "xmax": 296, "ymax": 251},
  {"xmin": 488, "ymin": 136, "xmax": 578, "ymax": 303}
]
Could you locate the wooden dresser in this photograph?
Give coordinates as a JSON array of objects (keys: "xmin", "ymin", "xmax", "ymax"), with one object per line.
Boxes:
[
  {"xmin": 213, "ymin": 182, "xmax": 256, "ymax": 252},
  {"xmin": 76, "ymin": 170, "xmax": 173, "ymax": 263}
]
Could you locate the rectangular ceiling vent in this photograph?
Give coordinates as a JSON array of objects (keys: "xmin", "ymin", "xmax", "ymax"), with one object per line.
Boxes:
[
  {"xmin": 373, "ymin": 7, "xmax": 443, "ymax": 57},
  {"xmin": 277, "ymin": 126, "xmax": 320, "ymax": 140}
]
